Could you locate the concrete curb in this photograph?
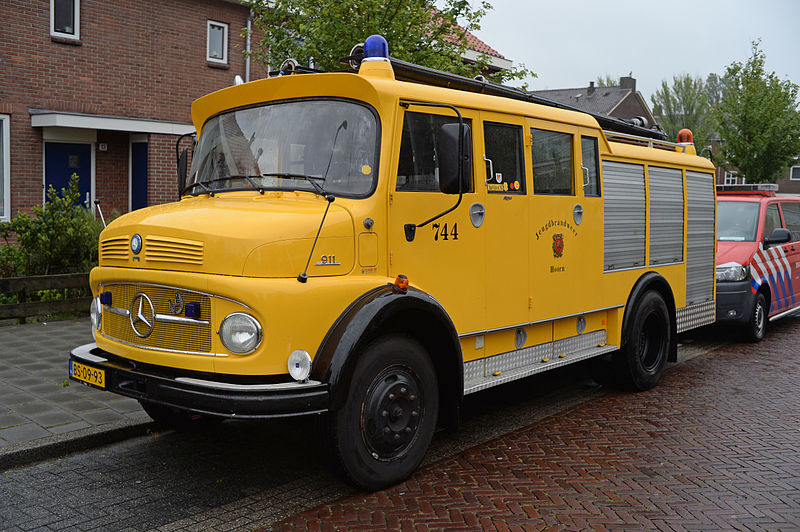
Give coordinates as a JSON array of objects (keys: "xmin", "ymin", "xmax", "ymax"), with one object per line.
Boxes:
[{"xmin": 0, "ymin": 418, "xmax": 157, "ymax": 472}]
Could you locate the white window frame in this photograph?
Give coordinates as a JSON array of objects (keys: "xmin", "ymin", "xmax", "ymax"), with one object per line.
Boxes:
[
  {"xmin": 724, "ymin": 171, "xmax": 738, "ymax": 185},
  {"xmin": 0, "ymin": 115, "xmax": 10, "ymax": 222},
  {"xmin": 50, "ymin": 0, "xmax": 80, "ymax": 40},
  {"xmin": 791, "ymin": 166, "xmax": 800, "ymax": 181},
  {"xmin": 206, "ymin": 20, "xmax": 229, "ymax": 64}
]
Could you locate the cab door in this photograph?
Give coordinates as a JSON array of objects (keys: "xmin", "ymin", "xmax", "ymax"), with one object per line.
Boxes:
[
  {"xmin": 389, "ymin": 107, "xmax": 485, "ymax": 350},
  {"xmin": 526, "ymin": 122, "xmax": 605, "ymax": 336},
  {"xmin": 478, "ymin": 114, "xmax": 530, "ymax": 342},
  {"xmin": 777, "ymin": 201, "xmax": 800, "ymax": 309}
]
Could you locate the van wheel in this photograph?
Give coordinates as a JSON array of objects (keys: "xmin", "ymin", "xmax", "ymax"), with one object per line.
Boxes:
[
  {"xmin": 139, "ymin": 401, "xmax": 223, "ymax": 432},
  {"xmin": 744, "ymin": 292, "xmax": 767, "ymax": 342},
  {"xmin": 328, "ymin": 336, "xmax": 438, "ymax": 491},
  {"xmin": 615, "ymin": 290, "xmax": 670, "ymax": 391}
]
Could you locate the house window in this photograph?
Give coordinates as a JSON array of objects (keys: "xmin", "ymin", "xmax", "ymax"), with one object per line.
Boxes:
[
  {"xmin": 207, "ymin": 21, "xmax": 229, "ymax": 64},
  {"xmin": 724, "ymin": 171, "xmax": 739, "ymax": 185},
  {"xmin": 51, "ymin": 0, "xmax": 80, "ymax": 40},
  {"xmin": 791, "ymin": 166, "xmax": 800, "ymax": 181},
  {"xmin": 0, "ymin": 115, "xmax": 9, "ymax": 222}
]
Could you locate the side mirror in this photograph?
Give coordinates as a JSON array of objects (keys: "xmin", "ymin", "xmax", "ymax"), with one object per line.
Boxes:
[
  {"xmin": 764, "ymin": 227, "xmax": 791, "ymax": 247},
  {"xmin": 438, "ymin": 123, "xmax": 472, "ymax": 195},
  {"xmin": 177, "ymin": 147, "xmax": 188, "ymax": 196}
]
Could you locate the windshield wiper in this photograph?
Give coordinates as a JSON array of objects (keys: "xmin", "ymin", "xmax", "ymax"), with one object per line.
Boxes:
[
  {"xmin": 185, "ymin": 174, "xmax": 267, "ymax": 196},
  {"xmin": 260, "ymin": 172, "xmax": 326, "ymax": 196},
  {"xmin": 183, "ymin": 180, "xmax": 215, "ymax": 197}
]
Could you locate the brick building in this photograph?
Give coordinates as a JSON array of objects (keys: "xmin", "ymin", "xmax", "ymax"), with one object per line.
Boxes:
[
  {"xmin": 0, "ymin": 1, "xmax": 512, "ymax": 223},
  {"xmin": 0, "ymin": 0, "xmax": 261, "ymax": 222}
]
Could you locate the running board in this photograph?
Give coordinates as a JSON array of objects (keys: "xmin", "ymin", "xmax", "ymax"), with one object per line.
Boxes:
[
  {"xmin": 769, "ymin": 306, "xmax": 800, "ymax": 322},
  {"xmin": 464, "ymin": 330, "xmax": 617, "ymax": 395}
]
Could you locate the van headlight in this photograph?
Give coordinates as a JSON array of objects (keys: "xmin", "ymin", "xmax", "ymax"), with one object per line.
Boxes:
[
  {"xmin": 90, "ymin": 296, "xmax": 102, "ymax": 330},
  {"xmin": 219, "ymin": 313, "xmax": 262, "ymax": 354},
  {"xmin": 716, "ymin": 262, "xmax": 747, "ymax": 282}
]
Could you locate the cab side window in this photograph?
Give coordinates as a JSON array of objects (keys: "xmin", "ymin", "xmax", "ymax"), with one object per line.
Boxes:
[
  {"xmin": 484, "ymin": 122, "xmax": 525, "ymax": 194},
  {"xmin": 764, "ymin": 203, "xmax": 782, "ymax": 238},
  {"xmin": 532, "ymin": 128, "xmax": 574, "ymax": 195},
  {"xmin": 581, "ymin": 136, "xmax": 601, "ymax": 197},
  {"xmin": 779, "ymin": 202, "xmax": 800, "ymax": 242},
  {"xmin": 396, "ymin": 111, "xmax": 473, "ymax": 192}
]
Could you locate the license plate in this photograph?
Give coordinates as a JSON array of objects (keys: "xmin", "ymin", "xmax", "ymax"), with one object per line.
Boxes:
[{"xmin": 70, "ymin": 360, "xmax": 106, "ymax": 389}]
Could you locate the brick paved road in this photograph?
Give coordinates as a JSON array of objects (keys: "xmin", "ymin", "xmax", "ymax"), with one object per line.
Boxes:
[
  {"xmin": 268, "ymin": 317, "xmax": 800, "ymax": 531},
  {"xmin": 0, "ymin": 319, "xmax": 794, "ymax": 531}
]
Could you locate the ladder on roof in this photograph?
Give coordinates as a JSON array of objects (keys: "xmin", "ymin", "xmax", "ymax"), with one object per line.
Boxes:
[{"xmin": 388, "ymin": 58, "xmax": 668, "ymax": 141}]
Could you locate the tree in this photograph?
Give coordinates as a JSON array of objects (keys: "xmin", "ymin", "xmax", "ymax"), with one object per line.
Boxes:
[
  {"xmin": 595, "ymin": 74, "xmax": 617, "ymax": 87},
  {"xmin": 714, "ymin": 41, "xmax": 800, "ymax": 183},
  {"xmin": 651, "ymin": 74, "xmax": 714, "ymax": 151},
  {"xmin": 243, "ymin": 0, "xmax": 533, "ymax": 84}
]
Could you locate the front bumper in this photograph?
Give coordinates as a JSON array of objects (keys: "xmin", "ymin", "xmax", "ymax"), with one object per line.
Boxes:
[
  {"xmin": 69, "ymin": 343, "xmax": 329, "ymax": 419},
  {"xmin": 715, "ymin": 279, "xmax": 757, "ymax": 324}
]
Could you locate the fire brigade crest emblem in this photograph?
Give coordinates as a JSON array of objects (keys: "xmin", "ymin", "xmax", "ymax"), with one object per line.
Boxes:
[{"xmin": 552, "ymin": 233, "xmax": 564, "ymax": 257}]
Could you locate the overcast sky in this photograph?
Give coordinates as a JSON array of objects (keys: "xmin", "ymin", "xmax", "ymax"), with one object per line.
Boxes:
[{"xmin": 472, "ymin": 0, "xmax": 800, "ymax": 104}]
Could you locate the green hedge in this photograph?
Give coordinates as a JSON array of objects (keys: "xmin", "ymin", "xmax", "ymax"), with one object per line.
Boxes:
[{"xmin": 0, "ymin": 174, "xmax": 104, "ymax": 278}]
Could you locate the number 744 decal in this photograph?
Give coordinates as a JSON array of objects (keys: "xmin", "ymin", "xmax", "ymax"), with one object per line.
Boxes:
[{"xmin": 432, "ymin": 222, "xmax": 458, "ymax": 241}]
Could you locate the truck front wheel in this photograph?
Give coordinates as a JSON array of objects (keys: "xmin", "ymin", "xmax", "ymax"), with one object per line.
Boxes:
[{"xmin": 327, "ymin": 335, "xmax": 439, "ymax": 491}]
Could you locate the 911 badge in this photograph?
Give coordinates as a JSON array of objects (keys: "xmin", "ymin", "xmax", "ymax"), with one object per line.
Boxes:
[{"xmin": 552, "ymin": 233, "xmax": 564, "ymax": 257}]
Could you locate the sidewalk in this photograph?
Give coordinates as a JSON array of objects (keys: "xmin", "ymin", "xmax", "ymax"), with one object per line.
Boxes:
[{"xmin": 0, "ymin": 318, "xmax": 153, "ymax": 469}]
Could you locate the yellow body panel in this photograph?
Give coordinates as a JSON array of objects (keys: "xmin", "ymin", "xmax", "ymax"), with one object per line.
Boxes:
[{"xmin": 91, "ymin": 60, "xmax": 715, "ymax": 381}]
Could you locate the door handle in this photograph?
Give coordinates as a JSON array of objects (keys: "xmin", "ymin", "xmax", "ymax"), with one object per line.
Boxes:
[{"xmin": 483, "ymin": 154, "xmax": 494, "ymax": 184}]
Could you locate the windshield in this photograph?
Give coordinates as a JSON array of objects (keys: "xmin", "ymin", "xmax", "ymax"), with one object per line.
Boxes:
[
  {"xmin": 187, "ymin": 100, "xmax": 378, "ymax": 197},
  {"xmin": 717, "ymin": 201, "xmax": 760, "ymax": 241}
]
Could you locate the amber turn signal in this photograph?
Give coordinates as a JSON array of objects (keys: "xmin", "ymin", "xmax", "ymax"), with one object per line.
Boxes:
[{"xmin": 393, "ymin": 274, "xmax": 409, "ymax": 293}]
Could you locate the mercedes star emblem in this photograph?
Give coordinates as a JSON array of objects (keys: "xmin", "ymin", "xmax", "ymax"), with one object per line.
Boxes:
[{"xmin": 129, "ymin": 293, "xmax": 155, "ymax": 338}]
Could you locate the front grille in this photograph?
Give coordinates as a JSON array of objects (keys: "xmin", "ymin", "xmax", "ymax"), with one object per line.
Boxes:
[
  {"xmin": 145, "ymin": 236, "xmax": 204, "ymax": 265},
  {"xmin": 102, "ymin": 283, "xmax": 213, "ymax": 354},
  {"xmin": 100, "ymin": 236, "xmax": 130, "ymax": 261}
]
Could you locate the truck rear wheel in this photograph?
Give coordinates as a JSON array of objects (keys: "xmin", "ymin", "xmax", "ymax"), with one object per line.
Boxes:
[
  {"xmin": 327, "ymin": 335, "xmax": 438, "ymax": 491},
  {"xmin": 615, "ymin": 290, "xmax": 670, "ymax": 391}
]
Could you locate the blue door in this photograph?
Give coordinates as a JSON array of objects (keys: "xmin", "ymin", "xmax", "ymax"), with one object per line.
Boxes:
[
  {"xmin": 45, "ymin": 142, "xmax": 91, "ymax": 207},
  {"xmin": 131, "ymin": 142, "xmax": 148, "ymax": 210}
]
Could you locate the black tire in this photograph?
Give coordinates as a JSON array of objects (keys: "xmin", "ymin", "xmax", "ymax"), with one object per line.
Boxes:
[
  {"xmin": 614, "ymin": 290, "xmax": 671, "ymax": 391},
  {"xmin": 327, "ymin": 335, "xmax": 439, "ymax": 491},
  {"xmin": 743, "ymin": 292, "xmax": 767, "ymax": 343},
  {"xmin": 139, "ymin": 401, "xmax": 223, "ymax": 432}
]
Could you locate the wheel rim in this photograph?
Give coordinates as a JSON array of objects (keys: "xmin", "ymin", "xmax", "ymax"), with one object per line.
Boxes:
[
  {"xmin": 361, "ymin": 366, "xmax": 423, "ymax": 461},
  {"xmin": 638, "ymin": 313, "xmax": 665, "ymax": 372},
  {"xmin": 754, "ymin": 300, "xmax": 765, "ymax": 336}
]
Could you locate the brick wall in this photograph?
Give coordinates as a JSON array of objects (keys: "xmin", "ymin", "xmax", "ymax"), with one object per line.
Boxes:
[{"xmin": 1, "ymin": 0, "xmax": 258, "ymax": 217}]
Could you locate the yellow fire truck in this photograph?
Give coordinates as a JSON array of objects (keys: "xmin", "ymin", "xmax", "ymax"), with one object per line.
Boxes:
[{"xmin": 69, "ymin": 35, "xmax": 716, "ymax": 490}]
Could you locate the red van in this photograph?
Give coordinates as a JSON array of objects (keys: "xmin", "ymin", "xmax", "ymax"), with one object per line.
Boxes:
[{"xmin": 715, "ymin": 184, "xmax": 800, "ymax": 341}]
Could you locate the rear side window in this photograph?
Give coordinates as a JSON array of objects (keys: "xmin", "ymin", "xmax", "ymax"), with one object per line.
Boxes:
[
  {"xmin": 780, "ymin": 202, "xmax": 800, "ymax": 242},
  {"xmin": 396, "ymin": 112, "xmax": 473, "ymax": 192},
  {"xmin": 581, "ymin": 136, "xmax": 600, "ymax": 197},
  {"xmin": 532, "ymin": 129, "xmax": 573, "ymax": 195}
]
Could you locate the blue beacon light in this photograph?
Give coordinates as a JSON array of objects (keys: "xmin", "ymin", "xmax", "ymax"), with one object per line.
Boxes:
[{"xmin": 363, "ymin": 35, "xmax": 389, "ymax": 61}]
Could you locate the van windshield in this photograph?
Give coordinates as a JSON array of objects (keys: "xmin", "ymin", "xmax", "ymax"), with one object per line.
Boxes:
[
  {"xmin": 717, "ymin": 201, "xmax": 760, "ymax": 241},
  {"xmin": 187, "ymin": 100, "xmax": 378, "ymax": 197}
]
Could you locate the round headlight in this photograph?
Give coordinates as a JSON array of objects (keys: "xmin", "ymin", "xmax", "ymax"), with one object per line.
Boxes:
[
  {"xmin": 288, "ymin": 350, "xmax": 312, "ymax": 381},
  {"xmin": 219, "ymin": 313, "xmax": 262, "ymax": 354},
  {"xmin": 90, "ymin": 296, "xmax": 102, "ymax": 331}
]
